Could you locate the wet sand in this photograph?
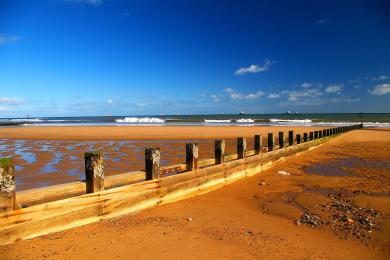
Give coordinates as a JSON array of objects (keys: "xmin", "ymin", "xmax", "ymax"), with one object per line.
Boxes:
[
  {"xmin": 0, "ymin": 126, "xmax": 322, "ymax": 190},
  {"xmin": 1, "ymin": 128, "xmax": 389, "ymax": 259}
]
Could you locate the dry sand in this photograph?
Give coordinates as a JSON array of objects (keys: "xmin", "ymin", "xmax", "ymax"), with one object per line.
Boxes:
[{"xmin": 1, "ymin": 127, "xmax": 389, "ymax": 259}]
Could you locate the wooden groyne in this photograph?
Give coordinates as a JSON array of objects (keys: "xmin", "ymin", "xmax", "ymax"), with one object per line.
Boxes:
[{"xmin": 0, "ymin": 124, "xmax": 363, "ymax": 245}]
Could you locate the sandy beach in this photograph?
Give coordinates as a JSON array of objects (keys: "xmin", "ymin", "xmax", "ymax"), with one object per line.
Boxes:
[
  {"xmin": 0, "ymin": 125, "xmax": 325, "ymax": 140},
  {"xmin": 0, "ymin": 127, "xmax": 389, "ymax": 259}
]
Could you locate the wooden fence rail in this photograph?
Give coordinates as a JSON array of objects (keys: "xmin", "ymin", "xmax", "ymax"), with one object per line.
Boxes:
[{"xmin": 0, "ymin": 124, "xmax": 363, "ymax": 245}]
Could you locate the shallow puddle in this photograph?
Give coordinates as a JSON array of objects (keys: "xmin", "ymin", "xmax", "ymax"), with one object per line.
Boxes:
[
  {"xmin": 305, "ymin": 157, "xmax": 390, "ymax": 177},
  {"xmin": 0, "ymin": 138, "xmax": 241, "ymax": 190}
]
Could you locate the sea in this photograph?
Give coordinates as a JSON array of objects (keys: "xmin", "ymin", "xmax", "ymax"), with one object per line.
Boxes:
[{"xmin": 0, "ymin": 113, "xmax": 389, "ymax": 127}]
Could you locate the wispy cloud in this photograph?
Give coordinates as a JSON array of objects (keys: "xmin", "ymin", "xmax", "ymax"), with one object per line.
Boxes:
[
  {"xmin": 282, "ymin": 87, "xmax": 324, "ymax": 105},
  {"xmin": 0, "ymin": 33, "xmax": 20, "ymax": 46},
  {"xmin": 210, "ymin": 94, "xmax": 221, "ymax": 102},
  {"xmin": 0, "ymin": 97, "xmax": 24, "ymax": 105},
  {"xmin": 235, "ymin": 59, "xmax": 273, "ymax": 75},
  {"xmin": 368, "ymin": 83, "xmax": 390, "ymax": 96},
  {"xmin": 317, "ymin": 19, "xmax": 330, "ymax": 25},
  {"xmin": 0, "ymin": 97, "xmax": 25, "ymax": 112},
  {"xmin": 225, "ymin": 88, "xmax": 264, "ymax": 100},
  {"xmin": 325, "ymin": 84, "xmax": 342, "ymax": 94},
  {"xmin": 301, "ymin": 83, "xmax": 313, "ymax": 89},
  {"xmin": 267, "ymin": 93, "xmax": 280, "ymax": 99},
  {"xmin": 63, "ymin": 0, "xmax": 102, "ymax": 6},
  {"xmin": 271, "ymin": 82, "xmax": 358, "ymax": 106},
  {"xmin": 122, "ymin": 8, "xmax": 131, "ymax": 17},
  {"xmin": 371, "ymin": 75, "xmax": 388, "ymax": 81}
]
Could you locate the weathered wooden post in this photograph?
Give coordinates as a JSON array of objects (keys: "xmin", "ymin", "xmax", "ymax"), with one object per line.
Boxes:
[
  {"xmin": 296, "ymin": 134, "xmax": 301, "ymax": 144},
  {"xmin": 314, "ymin": 131, "xmax": 319, "ymax": 139},
  {"xmin": 303, "ymin": 133, "xmax": 308, "ymax": 142},
  {"xmin": 84, "ymin": 151, "xmax": 104, "ymax": 194},
  {"xmin": 254, "ymin": 135, "xmax": 262, "ymax": 155},
  {"xmin": 319, "ymin": 130, "xmax": 323, "ymax": 138},
  {"xmin": 268, "ymin": 133, "xmax": 274, "ymax": 151},
  {"xmin": 237, "ymin": 137, "xmax": 247, "ymax": 159},
  {"xmin": 278, "ymin": 132, "xmax": 285, "ymax": 148},
  {"xmin": 327, "ymin": 129, "xmax": 330, "ymax": 136},
  {"xmin": 288, "ymin": 130, "xmax": 294, "ymax": 146},
  {"xmin": 215, "ymin": 140, "xmax": 225, "ymax": 164},
  {"xmin": 0, "ymin": 158, "xmax": 16, "ymax": 211},
  {"xmin": 186, "ymin": 142, "xmax": 199, "ymax": 171},
  {"xmin": 322, "ymin": 129, "xmax": 326, "ymax": 137},
  {"xmin": 145, "ymin": 147, "xmax": 160, "ymax": 180},
  {"xmin": 309, "ymin": 132, "xmax": 314, "ymax": 141}
]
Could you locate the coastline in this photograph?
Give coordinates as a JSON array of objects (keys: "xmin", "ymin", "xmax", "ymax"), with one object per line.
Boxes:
[{"xmin": 1, "ymin": 128, "xmax": 389, "ymax": 259}]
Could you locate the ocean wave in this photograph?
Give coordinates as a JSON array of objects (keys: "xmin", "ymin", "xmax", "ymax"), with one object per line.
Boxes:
[
  {"xmin": 115, "ymin": 117, "xmax": 165, "ymax": 124},
  {"xmin": 270, "ymin": 119, "xmax": 312, "ymax": 123},
  {"xmin": 203, "ymin": 119, "xmax": 232, "ymax": 123},
  {"xmin": 236, "ymin": 118, "xmax": 255, "ymax": 123},
  {"xmin": 10, "ymin": 118, "xmax": 43, "ymax": 122}
]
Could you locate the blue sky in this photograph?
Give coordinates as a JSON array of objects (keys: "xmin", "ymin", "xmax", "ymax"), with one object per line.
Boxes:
[{"xmin": 0, "ymin": 0, "xmax": 389, "ymax": 117}]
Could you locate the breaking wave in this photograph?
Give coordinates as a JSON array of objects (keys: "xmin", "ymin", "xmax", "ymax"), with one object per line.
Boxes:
[
  {"xmin": 115, "ymin": 117, "xmax": 165, "ymax": 124},
  {"xmin": 236, "ymin": 118, "xmax": 255, "ymax": 123},
  {"xmin": 203, "ymin": 119, "xmax": 232, "ymax": 123}
]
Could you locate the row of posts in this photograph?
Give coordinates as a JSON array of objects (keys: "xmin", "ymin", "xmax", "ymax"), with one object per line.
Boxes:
[{"xmin": 0, "ymin": 124, "xmax": 363, "ymax": 211}]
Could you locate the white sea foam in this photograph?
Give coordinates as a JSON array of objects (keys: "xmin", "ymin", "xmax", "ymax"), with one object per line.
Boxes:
[
  {"xmin": 115, "ymin": 117, "xmax": 165, "ymax": 124},
  {"xmin": 270, "ymin": 119, "xmax": 312, "ymax": 123},
  {"xmin": 203, "ymin": 119, "xmax": 232, "ymax": 123},
  {"xmin": 236, "ymin": 118, "xmax": 255, "ymax": 123},
  {"xmin": 10, "ymin": 118, "xmax": 43, "ymax": 122}
]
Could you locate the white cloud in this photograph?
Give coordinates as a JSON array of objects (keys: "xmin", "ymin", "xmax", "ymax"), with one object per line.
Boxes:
[
  {"xmin": 63, "ymin": 0, "xmax": 102, "ymax": 5},
  {"xmin": 317, "ymin": 19, "xmax": 330, "ymax": 25},
  {"xmin": 325, "ymin": 84, "xmax": 342, "ymax": 93},
  {"xmin": 210, "ymin": 94, "xmax": 221, "ymax": 102},
  {"xmin": 301, "ymin": 83, "xmax": 313, "ymax": 89},
  {"xmin": 225, "ymin": 88, "xmax": 264, "ymax": 100},
  {"xmin": 267, "ymin": 93, "xmax": 280, "ymax": 99},
  {"xmin": 331, "ymin": 97, "xmax": 360, "ymax": 103},
  {"xmin": 106, "ymin": 99, "xmax": 113, "ymax": 105},
  {"xmin": 353, "ymin": 85, "xmax": 361, "ymax": 89},
  {"xmin": 371, "ymin": 75, "xmax": 388, "ymax": 81},
  {"xmin": 235, "ymin": 60, "xmax": 273, "ymax": 75},
  {"xmin": 282, "ymin": 88, "xmax": 324, "ymax": 105},
  {"xmin": 368, "ymin": 83, "xmax": 390, "ymax": 96},
  {"xmin": 0, "ymin": 97, "xmax": 25, "ymax": 112},
  {"xmin": 0, "ymin": 97, "xmax": 24, "ymax": 105},
  {"xmin": 0, "ymin": 34, "xmax": 20, "ymax": 46}
]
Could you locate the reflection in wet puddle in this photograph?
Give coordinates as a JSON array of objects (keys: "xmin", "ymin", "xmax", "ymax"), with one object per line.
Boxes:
[
  {"xmin": 306, "ymin": 157, "xmax": 390, "ymax": 177},
  {"xmin": 15, "ymin": 150, "xmax": 37, "ymax": 164},
  {"xmin": 15, "ymin": 165, "xmax": 24, "ymax": 171},
  {"xmin": 42, "ymin": 151, "xmax": 64, "ymax": 173},
  {"xmin": 0, "ymin": 138, "xmax": 218, "ymax": 190}
]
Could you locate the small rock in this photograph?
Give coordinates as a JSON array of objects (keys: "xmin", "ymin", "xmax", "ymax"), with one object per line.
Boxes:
[
  {"xmin": 186, "ymin": 217, "xmax": 193, "ymax": 222},
  {"xmin": 259, "ymin": 181, "xmax": 266, "ymax": 186}
]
